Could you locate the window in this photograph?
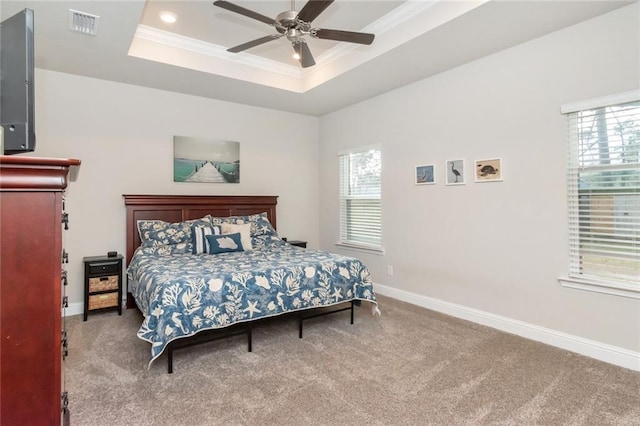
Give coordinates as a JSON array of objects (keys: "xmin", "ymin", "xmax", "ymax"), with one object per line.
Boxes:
[
  {"xmin": 338, "ymin": 146, "xmax": 382, "ymax": 251},
  {"xmin": 561, "ymin": 91, "xmax": 639, "ymax": 296}
]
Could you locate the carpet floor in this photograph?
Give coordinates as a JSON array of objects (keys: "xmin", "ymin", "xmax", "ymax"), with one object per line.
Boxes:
[{"xmin": 65, "ymin": 295, "xmax": 640, "ymax": 425}]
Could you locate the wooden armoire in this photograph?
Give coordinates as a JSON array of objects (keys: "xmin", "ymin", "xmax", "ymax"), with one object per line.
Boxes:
[{"xmin": 0, "ymin": 156, "xmax": 80, "ymax": 425}]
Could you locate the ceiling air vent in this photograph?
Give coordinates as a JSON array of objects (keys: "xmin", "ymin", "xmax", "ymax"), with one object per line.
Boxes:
[{"xmin": 69, "ymin": 9, "xmax": 99, "ymax": 36}]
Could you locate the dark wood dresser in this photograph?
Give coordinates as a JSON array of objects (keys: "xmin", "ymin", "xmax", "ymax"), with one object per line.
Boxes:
[{"xmin": 0, "ymin": 156, "xmax": 80, "ymax": 425}]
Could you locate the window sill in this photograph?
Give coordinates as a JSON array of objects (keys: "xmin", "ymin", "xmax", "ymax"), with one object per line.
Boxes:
[
  {"xmin": 558, "ymin": 276, "xmax": 640, "ymax": 300},
  {"xmin": 335, "ymin": 242, "xmax": 385, "ymax": 256}
]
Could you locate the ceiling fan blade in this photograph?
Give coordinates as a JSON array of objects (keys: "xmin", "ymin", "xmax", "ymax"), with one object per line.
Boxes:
[
  {"xmin": 228, "ymin": 34, "xmax": 282, "ymax": 53},
  {"xmin": 296, "ymin": 0, "xmax": 334, "ymax": 23},
  {"xmin": 312, "ymin": 28, "xmax": 375, "ymax": 45},
  {"xmin": 213, "ymin": 0, "xmax": 275, "ymax": 26},
  {"xmin": 293, "ymin": 42, "xmax": 316, "ymax": 68}
]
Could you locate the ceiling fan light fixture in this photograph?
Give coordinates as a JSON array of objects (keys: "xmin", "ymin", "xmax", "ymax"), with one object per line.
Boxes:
[{"xmin": 292, "ymin": 41, "xmax": 301, "ymax": 60}]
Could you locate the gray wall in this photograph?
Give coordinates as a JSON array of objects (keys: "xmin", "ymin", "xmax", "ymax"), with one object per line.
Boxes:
[{"xmin": 319, "ymin": 4, "xmax": 640, "ymax": 355}]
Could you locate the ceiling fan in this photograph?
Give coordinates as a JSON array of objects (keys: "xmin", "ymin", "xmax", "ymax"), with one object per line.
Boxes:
[{"xmin": 213, "ymin": 0, "xmax": 375, "ymax": 68}]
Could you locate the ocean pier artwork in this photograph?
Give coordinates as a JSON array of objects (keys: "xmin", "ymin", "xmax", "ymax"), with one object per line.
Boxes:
[{"xmin": 173, "ymin": 136, "xmax": 240, "ymax": 183}]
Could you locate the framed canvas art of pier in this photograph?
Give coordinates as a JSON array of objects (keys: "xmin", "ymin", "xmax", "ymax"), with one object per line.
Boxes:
[{"xmin": 173, "ymin": 136, "xmax": 240, "ymax": 183}]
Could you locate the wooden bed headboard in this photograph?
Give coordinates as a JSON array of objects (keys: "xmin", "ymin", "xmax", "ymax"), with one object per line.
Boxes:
[{"xmin": 123, "ymin": 194, "xmax": 278, "ymax": 266}]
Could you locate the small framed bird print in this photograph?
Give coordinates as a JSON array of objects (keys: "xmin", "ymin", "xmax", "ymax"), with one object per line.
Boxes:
[
  {"xmin": 415, "ymin": 164, "xmax": 435, "ymax": 185},
  {"xmin": 445, "ymin": 159, "xmax": 465, "ymax": 185},
  {"xmin": 475, "ymin": 158, "xmax": 502, "ymax": 182}
]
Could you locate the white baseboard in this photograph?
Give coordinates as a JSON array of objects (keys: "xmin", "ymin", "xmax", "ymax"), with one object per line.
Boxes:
[
  {"xmin": 374, "ymin": 283, "xmax": 640, "ymax": 372},
  {"xmin": 66, "ymin": 302, "xmax": 84, "ymax": 317}
]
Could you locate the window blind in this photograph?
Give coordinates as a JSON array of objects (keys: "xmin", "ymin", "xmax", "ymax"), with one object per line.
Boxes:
[
  {"xmin": 566, "ymin": 98, "xmax": 639, "ymax": 286},
  {"xmin": 339, "ymin": 147, "xmax": 382, "ymax": 249}
]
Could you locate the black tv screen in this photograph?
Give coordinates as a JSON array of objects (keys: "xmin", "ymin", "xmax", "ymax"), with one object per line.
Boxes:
[{"xmin": 1, "ymin": 8, "xmax": 36, "ymax": 155}]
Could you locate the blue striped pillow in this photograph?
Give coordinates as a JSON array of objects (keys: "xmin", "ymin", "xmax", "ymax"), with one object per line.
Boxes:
[
  {"xmin": 191, "ymin": 224, "xmax": 221, "ymax": 254},
  {"xmin": 205, "ymin": 233, "xmax": 244, "ymax": 254}
]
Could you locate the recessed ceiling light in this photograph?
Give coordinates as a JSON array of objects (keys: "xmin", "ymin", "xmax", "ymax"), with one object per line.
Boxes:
[{"xmin": 159, "ymin": 11, "xmax": 177, "ymax": 24}]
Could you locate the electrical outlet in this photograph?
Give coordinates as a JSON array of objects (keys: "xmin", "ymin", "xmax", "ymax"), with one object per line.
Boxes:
[{"xmin": 387, "ymin": 265, "xmax": 394, "ymax": 276}]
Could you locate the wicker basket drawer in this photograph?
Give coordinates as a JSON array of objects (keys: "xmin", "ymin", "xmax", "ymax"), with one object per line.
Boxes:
[
  {"xmin": 88, "ymin": 292, "xmax": 119, "ymax": 310},
  {"xmin": 88, "ymin": 275, "xmax": 118, "ymax": 293}
]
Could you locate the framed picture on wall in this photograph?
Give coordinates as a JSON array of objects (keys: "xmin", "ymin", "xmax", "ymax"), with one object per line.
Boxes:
[
  {"xmin": 415, "ymin": 164, "xmax": 435, "ymax": 185},
  {"xmin": 474, "ymin": 158, "xmax": 502, "ymax": 182},
  {"xmin": 445, "ymin": 159, "xmax": 465, "ymax": 185},
  {"xmin": 173, "ymin": 136, "xmax": 240, "ymax": 183}
]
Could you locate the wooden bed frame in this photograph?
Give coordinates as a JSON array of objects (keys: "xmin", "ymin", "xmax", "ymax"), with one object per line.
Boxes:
[{"xmin": 123, "ymin": 194, "xmax": 355, "ymax": 373}]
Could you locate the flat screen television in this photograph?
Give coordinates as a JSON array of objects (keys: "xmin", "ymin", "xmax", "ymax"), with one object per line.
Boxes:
[{"xmin": 1, "ymin": 8, "xmax": 36, "ymax": 155}]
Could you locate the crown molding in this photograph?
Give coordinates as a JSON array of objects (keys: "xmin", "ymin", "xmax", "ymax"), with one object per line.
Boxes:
[{"xmin": 134, "ymin": 25, "xmax": 301, "ymax": 78}]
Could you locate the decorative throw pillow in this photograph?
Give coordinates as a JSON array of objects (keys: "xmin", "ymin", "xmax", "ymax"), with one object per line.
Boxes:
[
  {"xmin": 205, "ymin": 233, "xmax": 244, "ymax": 254},
  {"xmin": 248, "ymin": 212, "xmax": 277, "ymax": 237},
  {"xmin": 221, "ymin": 223, "xmax": 253, "ymax": 250},
  {"xmin": 191, "ymin": 224, "xmax": 221, "ymax": 254},
  {"xmin": 137, "ymin": 218, "xmax": 211, "ymax": 246},
  {"xmin": 208, "ymin": 212, "xmax": 276, "ymax": 237}
]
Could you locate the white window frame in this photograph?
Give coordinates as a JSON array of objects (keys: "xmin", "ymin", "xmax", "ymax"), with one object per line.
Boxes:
[
  {"xmin": 336, "ymin": 145, "xmax": 384, "ymax": 254},
  {"xmin": 559, "ymin": 90, "xmax": 640, "ymax": 299}
]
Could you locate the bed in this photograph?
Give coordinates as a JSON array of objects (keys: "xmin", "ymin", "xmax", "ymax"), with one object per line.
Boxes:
[{"xmin": 124, "ymin": 195, "xmax": 379, "ymax": 372}]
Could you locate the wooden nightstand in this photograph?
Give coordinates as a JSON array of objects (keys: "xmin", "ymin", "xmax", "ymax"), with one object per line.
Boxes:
[
  {"xmin": 83, "ymin": 254, "xmax": 123, "ymax": 321},
  {"xmin": 287, "ymin": 240, "xmax": 307, "ymax": 248}
]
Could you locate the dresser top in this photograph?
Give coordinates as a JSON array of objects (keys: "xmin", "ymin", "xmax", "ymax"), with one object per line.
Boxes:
[
  {"xmin": 1, "ymin": 156, "xmax": 81, "ymax": 191},
  {"xmin": 0, "ymin": 156, "xmax": 80, "ymax": 167}
]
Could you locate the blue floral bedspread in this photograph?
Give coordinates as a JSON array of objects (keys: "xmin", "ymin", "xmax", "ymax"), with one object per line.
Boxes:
[{"xmin": 127, "ymin": 238, "xmax": 378, "ymax": 365}]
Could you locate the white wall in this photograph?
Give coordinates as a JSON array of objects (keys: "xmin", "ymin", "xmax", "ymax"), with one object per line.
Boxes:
[
  {"xmin": 31, "ymin": 70, "xmax": 320, "ymax": 312},
  {"xmin": 319, "ymin": 4, "xmax": 640, "ymax": 357}
]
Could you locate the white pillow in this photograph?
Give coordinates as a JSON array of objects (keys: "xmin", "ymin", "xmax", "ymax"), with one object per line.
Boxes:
[{"xmin": 221, "ymin": 223, "xmax": 253, "ymax": 251}]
